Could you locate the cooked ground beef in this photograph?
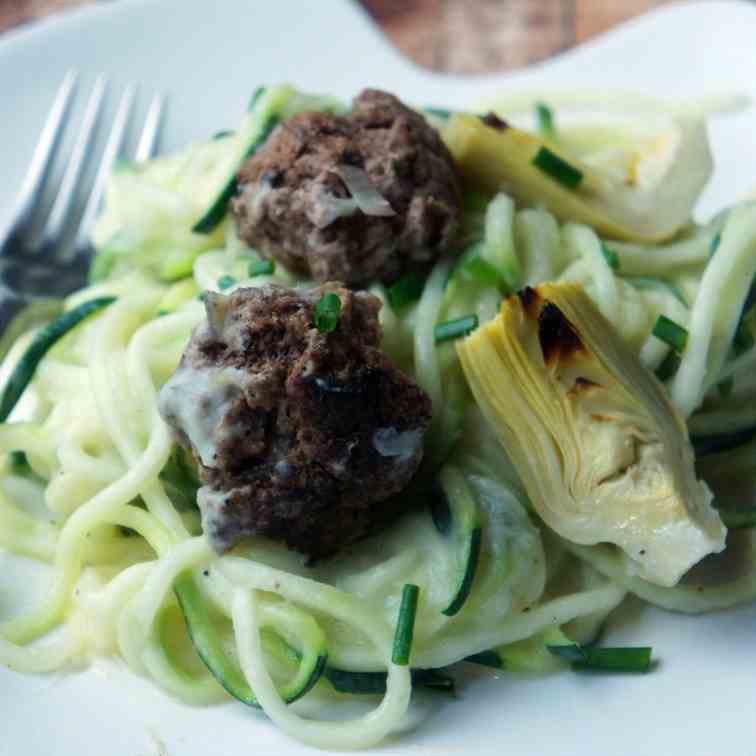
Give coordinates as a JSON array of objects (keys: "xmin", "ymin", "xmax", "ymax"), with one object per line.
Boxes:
[
  {"xmin": 231, "ymin": 89, "xmax": 461, "ymax": 285},
  {"xmin": 158, "ymin": 283, "xmax": 432, "ymax": 558}
]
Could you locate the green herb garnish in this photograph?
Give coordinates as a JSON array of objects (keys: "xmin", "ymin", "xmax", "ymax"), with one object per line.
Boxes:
[
  {"xmin": 392, "ymin": 584, "xmax": 420, "ymax": 666},
  {"xmin": 248, "ymin": 259, "xmax": 275, "ymax": 277},
  {"xmin": 601, "ymin": 243, "xmax": 620, "ymax": 271},
  {"xmin": 532, "ymin": 147, "xmax": 583, "ymax": 189},
  {"xmin": 548, "ymin": 644, "xmax": 652, "ymax": 672},
  {"xmin": 248, "ymin": 86, "xmax": 266, "ymax": 111},
  {"xmin": 652, "ymin": 315, "xmax": 688, "ymax": 354},
  {"xmin": 655, "ymin": 350, "xmax": 681, "ymax": 381},
  {"xmin": 536, "ymin": 102, "xmax": 556, "ymax": 140},
  {"xmin": 217, "ymin": 275, "xmax": 237, "ymax": 290},
  {"xmin": 314, "ymin": 292, "xmax": 342, "ymax": 333},
  {"xmin": 8, "ymin": 450, "xmax": 29, "ymax": 474},
  {"xmin": 387, "ymin": 272, "xmax": 425, "ymax": 310},
  {"xmin": 435, "ymin": 315, "xmax": 479, "ymax": 343}
]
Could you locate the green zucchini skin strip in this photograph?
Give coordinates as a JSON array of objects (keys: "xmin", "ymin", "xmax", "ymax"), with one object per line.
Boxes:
[
  {"xmin": 432, "ymin": 466, "xmax": 483, "ymax": 617},
  {"xmin": 442, "ymin": 527, "xmax": 482, "ymax": 616},
  {"xmin": 547, "ymin": 644, "xmax": 652, "ymax": 672},
  {"xmin": 174, "ymin": 574, "xmax": 261, "ymax": 707},
  {"xmin": 173, "ymin": 574, "xmax": 326, "ymax": 707},
  {"xmin": 713, "ymin": 505, "xmax": 756, "ymax": 529},
  {"xmin": 465, "ymin": 649, "xmax": 503, "ymax": 669},
  {"xmin": 0, "ymin": 296, "xmax": 116, "ymax": 422},
  {"xmin": 325, "ymin": 667, "xmax": 455, "ymax": 695},
  {"xmin": 191, "ymin": 116, "xmax": 280, "ymax": 234},
  {"xmin": 692, "ymin": 427, "xmax": 756, "ymax": 457}
]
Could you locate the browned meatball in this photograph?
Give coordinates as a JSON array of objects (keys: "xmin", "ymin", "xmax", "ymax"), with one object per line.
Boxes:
[
  {"xmin": 231, "ymin": 89, "xmax": 461, "ymax": 285},
  {"xmin": 158, "ymin": 283, "xmax": 432, "ymax": 558}
]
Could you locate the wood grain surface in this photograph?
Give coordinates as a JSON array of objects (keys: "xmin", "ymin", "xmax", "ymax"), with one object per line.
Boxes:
[{"xmin": 1, "ymin": 0, "xmax": 676, "ymax": 73}]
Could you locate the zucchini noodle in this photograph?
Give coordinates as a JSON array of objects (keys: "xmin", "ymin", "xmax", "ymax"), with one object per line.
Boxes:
[{"xmin": 1, "ymin": 88, "xmax": 755, "ymax": 750}]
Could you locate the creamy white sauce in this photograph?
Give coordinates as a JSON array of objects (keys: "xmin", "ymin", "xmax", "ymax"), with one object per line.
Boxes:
[
  {"xmin": 372, "ymin": 427, "xmax": 423, "ymax": 463},
  {"xmin": 158, "ymin": 364, "xmax": 245, "ymax": 468},
  {"xmin": 197, "ymin": 484, "xmax": 231, "ymax": 551}
]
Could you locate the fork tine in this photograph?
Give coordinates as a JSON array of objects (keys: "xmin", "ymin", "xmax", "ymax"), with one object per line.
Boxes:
[
  {"xmin": 134, "ymin": 94, "xmax": 164, "ymax": 163},
  {"xmin": 42, "ymin": 75, "xmax": 108, "ymax": 247},
  {"xmin": 13, "ymin": 71, "xmax": 78, "ymax": 235},
  {"xmin": 74, "ymin": 85, "xmax": 135, "ymax": 249}
]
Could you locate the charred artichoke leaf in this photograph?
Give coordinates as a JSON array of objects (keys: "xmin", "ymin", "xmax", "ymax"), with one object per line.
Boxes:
[
  {"xmin": 457, "ymin": 282, "xmax": 725, "ymax": 587},
  {"xmin": 443, "ymin": 114, "xmax": 711, "ymax": 244}
]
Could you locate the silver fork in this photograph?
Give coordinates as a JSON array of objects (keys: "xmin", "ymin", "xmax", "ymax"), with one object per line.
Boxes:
[{"xmin": 0, "ymin": 71, "xmax": 164, "ymax": 330}]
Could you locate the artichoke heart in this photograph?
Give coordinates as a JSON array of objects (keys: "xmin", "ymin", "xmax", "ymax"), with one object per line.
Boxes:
[
  {"xmin": 443, "ymin": 113, "xmax": 711, "ymax": 243},
  {"xmin": 457, "ymin": 282, "xmax": 725, "ymax": 587}
]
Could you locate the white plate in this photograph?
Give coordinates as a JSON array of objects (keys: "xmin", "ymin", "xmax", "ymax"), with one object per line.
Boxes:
[{"xmin": 2, "ymin": 1, "xmax": 756, "ymax": 754}]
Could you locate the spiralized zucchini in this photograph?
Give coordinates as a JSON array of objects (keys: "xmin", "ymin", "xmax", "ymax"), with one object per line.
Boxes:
[{"xmin": 1, "ymin": 88, "xmax": 756, "ymax": 750}]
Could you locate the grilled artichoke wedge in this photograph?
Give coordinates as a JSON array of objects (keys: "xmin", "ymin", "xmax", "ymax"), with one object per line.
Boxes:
[
  {"xmin": 457, "ymin": 282, "xmax": 726, "ymax": 587},
  {"xmin": 443, "ymin": 113, "xmax": 712, "ymax": 243}
]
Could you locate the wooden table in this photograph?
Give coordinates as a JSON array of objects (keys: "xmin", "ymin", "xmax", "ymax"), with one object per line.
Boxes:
[{"xmin": 2, "ymin": 0, "xmax": 676, "ymax": 73}]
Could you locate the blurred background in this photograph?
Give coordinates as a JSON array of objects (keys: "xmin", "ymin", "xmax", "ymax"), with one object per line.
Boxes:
[{"xmin": 2, "ymin": 0, "xmax": 680, "ymax": 73}]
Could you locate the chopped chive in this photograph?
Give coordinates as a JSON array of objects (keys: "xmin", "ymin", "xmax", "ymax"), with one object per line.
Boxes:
[
  {"xmin": 655, "ymin": 350, "xmax": 680, "ymax": 381},
  {"xmin": 314, "ymin": 292, "xmax": 342, "ymax": 333},
  {"xmin": 324, "ymin": 666, "xmax": 454, "ymax": 695},
  {"xmin": 217, "ymin": 275, "xmax": 237, "ymax": 290},
  {"xmin": 387, "ymin": 271, "xmax": 425, "ymax": 310},
  {"xmin": 248, "ymin": 86, "xmax": 266, "ymax": 111},
  {"xmin": 532, "ymin": 147, "xmax": 583, "ymax": 190},
  {"xmin": 652, "ymin": 315, "xmax": 688, "ymax": 354},
  {"xmin": 535, "ymin": 102, "xmax": 556, "ymax": 140},
  {"xmin": 248, "ymin": 259, "xmax": 275, "ymax": 277},
  {"xmin": 601, "ymin": 243, "xmax": 620, "ymax": 271},
  {"xmin": 709, "ymin": 231, "xmax": 722, "ymax": 257},
  {"xmin": 392, "ymin": 584, "xmax": 420, "ymax": 666},
  {"xmin": 435, "ymin": 315, "xmax": 479, "ymax": 343},
  {"xmin": 8, "ymin": 450, "xmax": 29, "ymax": 473},
  {"xmin": 548, "ymin": 644, "xmax": 652, "ymax": 672},
  {"xmin": 212, "ymin": 130, "xmax": 233, "ymax": 140}
]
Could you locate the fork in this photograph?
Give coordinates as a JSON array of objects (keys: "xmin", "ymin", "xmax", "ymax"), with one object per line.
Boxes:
[{"xmin": 0, "ymin": 71, "xmax": 164, "ymax": 334}]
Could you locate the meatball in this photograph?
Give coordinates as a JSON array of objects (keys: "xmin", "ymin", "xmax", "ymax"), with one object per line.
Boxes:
[
  {"xmin": 231, "ymin": 89, "xmax": 461, "ymax": 285},
  {"xmin": 158, "ymin": 283, "xmax": 432, "ymax": 558}
]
